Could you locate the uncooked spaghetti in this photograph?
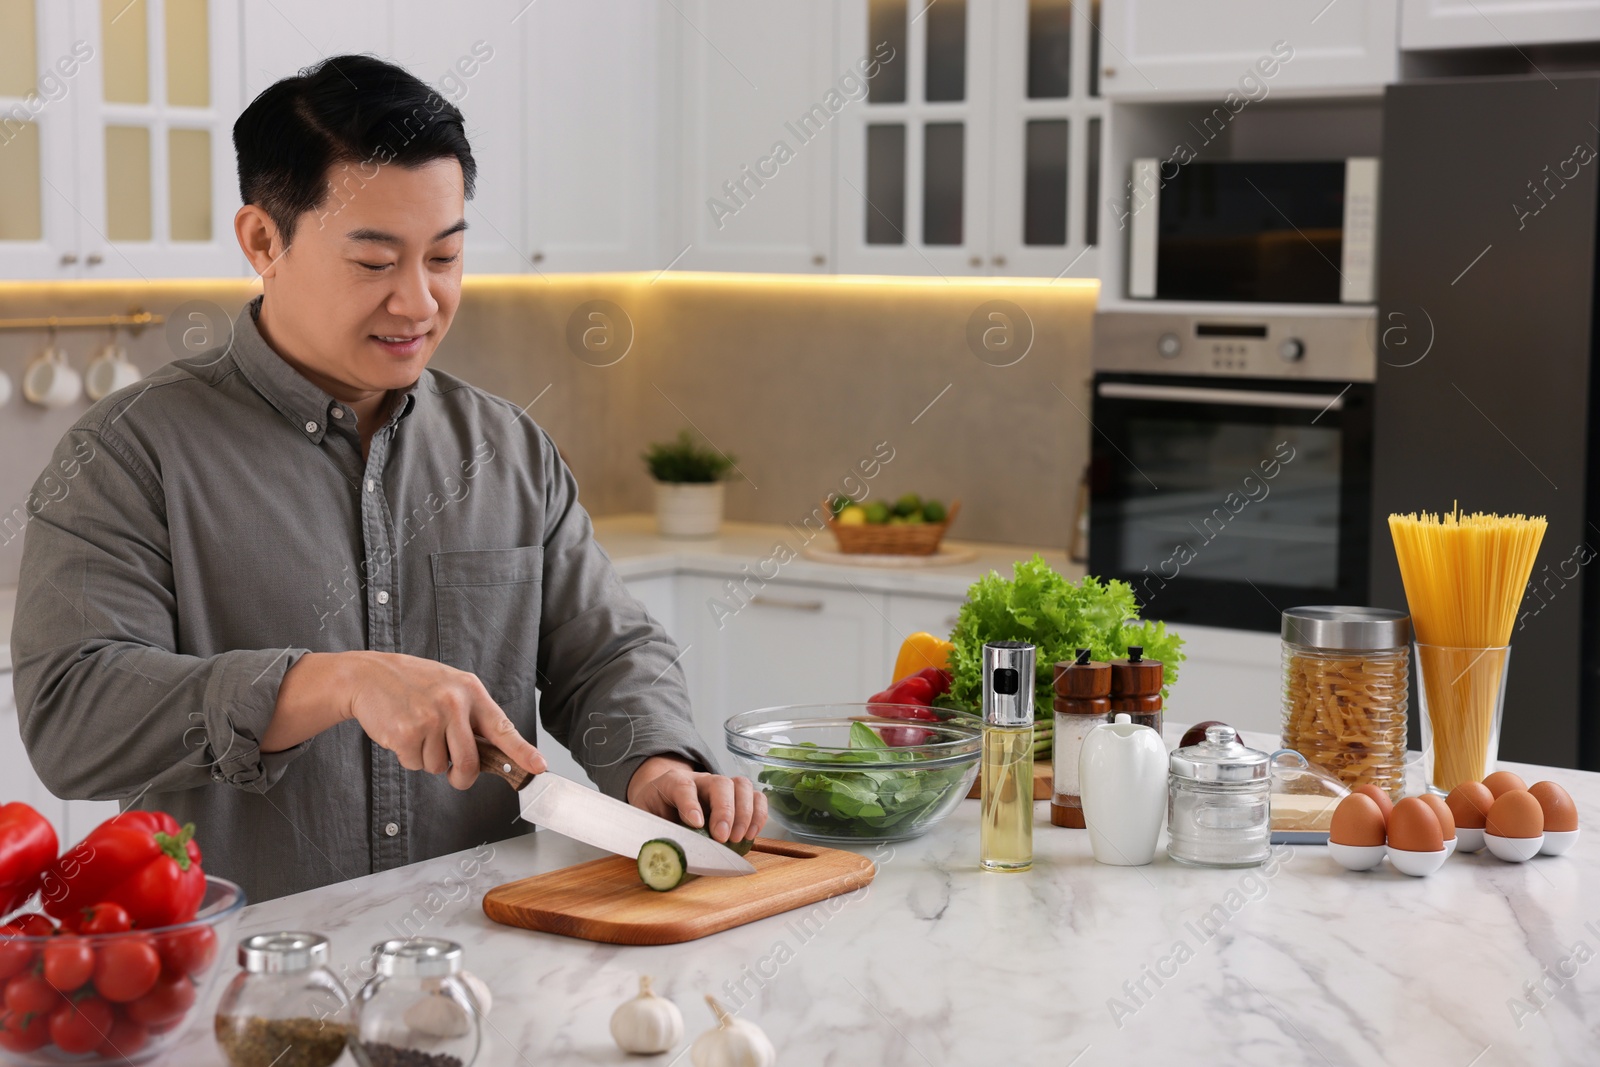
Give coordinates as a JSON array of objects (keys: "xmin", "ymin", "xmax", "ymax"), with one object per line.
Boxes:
[{"xmin": 1388, "ymin": 509, "xmax": 1546, "ymax": 791}]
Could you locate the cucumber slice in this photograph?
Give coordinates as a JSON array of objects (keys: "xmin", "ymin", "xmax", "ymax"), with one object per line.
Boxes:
[{"xmin": 637, "ymin": 838, "xmax": 688, "ymax": 891}]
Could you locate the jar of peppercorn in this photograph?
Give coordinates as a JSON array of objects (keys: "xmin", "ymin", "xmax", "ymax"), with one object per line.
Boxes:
[
  {"xmin": 214, "ymin": 932, "xmax": 350, "ymax": 1067},
  {"xmin": 350, "ymin": 938, "xmax": 481, "ymax": 1067}
]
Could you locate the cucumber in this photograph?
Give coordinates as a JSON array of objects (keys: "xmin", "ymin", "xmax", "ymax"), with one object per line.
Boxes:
[
  {"xmin": 637, "ymin": 839, "xmax": 689, "ymax": 891},
  {"xmin": 687, "ymin": 824, "xmax": 756, "ymax": 856}
]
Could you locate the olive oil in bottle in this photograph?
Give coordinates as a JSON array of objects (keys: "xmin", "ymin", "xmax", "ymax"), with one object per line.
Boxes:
[{"xmin": 980, "ymin": 641, "xmax": 1036, "ymax": 873}]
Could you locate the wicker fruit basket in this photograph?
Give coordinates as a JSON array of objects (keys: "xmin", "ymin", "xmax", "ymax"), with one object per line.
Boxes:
[{"xmin": 823, "ymin": 499, "xmax": 961, "ymax": 556}]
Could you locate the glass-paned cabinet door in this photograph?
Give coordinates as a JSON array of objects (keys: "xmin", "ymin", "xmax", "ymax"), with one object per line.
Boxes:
[
  {"xmin": 0, "ymin": 2, "xmax": 86, "ymax": 279},
  {"xmin": 70, "ymin": 0, "xmax": 242, "ymax": 278},
  {"xmin": 990, "ymin": 0, "xmax": 1104, "ymax": 279},
  {"xmin": 835, "ymin": 0, "xmax": 995, "ymax": 275}
]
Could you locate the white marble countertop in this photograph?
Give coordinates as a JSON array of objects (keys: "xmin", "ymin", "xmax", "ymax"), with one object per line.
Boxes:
[
  {"xmin": 591, "ymin": 514, "xmax": 1081, "ymax": 599},
  {"xmin": 164, "ymin": 725, "xmax": 1600, "ymax": 1065}
]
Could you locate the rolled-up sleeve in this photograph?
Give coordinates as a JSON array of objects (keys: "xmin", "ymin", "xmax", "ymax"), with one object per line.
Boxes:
[
  {"xmin": 528, "ymin": 426, "xmax": 719, "ymax": 800},
  {"xmin": 10, "ymin": 427, "xmax": 312, "ymax": 800}
]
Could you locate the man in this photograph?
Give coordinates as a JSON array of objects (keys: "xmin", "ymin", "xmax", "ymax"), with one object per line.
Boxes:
[{"xmin": 9, "ymin": 55, "xmax": 764, "ymax": 903}]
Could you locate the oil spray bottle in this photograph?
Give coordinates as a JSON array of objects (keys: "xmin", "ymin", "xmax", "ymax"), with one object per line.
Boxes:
[{"xmin": 981, "ymin": 640, "xmax": 1035, "ymax": 872}]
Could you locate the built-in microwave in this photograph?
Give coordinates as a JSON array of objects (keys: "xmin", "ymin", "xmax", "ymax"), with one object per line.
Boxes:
[
  {"xmin": 1088, "ymin": 311, "xmax": 1377, "ymax": 632},
  {"xmin": 1127, "ymin": 159, "xmax": 1379, "ymax": 305}
]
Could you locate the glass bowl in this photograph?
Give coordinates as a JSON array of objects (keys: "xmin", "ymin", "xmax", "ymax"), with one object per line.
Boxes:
[
  {"xmin": 0, "ymin": 876, "xmax": 246, "ymax": 1065},
  {"xmin": 726, "ymin": 703, "xmax": 982, "ymax": 843}
]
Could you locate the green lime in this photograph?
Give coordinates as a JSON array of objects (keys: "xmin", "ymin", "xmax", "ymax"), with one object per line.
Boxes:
[
  {"xmin": 894, "ymin": 493, "xmax": 922, "ymax": 517},
  {"xmin": 865, "ymin": 501, "xmax": 891, "ymax": 524},
  {"xmin": 829, "ymin": 494, "xmax": 850, "ymax": 515},
  {"xmin": 922, "ymin": 500, "xmax": 947, "ymax": 523}
]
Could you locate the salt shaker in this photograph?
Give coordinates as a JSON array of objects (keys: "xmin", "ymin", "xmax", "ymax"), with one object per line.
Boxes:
[
  {"xmin": 1049, "ymin": 649, "xmax": 1110, "ymax": 829},
  {"xmin": 1167, "ymin": 725, "xmax": 1272, "ymax": 868}
]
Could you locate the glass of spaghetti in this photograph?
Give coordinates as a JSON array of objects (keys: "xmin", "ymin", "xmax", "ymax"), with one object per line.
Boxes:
[{"xmin": 1389, "ymin": 509, "xmax": 1545, "ymax": 796}]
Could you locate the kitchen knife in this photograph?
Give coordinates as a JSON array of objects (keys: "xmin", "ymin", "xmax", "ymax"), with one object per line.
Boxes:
[{"xmin": 473, "ymin": 737, "xmax": 756, "ymax": 877}]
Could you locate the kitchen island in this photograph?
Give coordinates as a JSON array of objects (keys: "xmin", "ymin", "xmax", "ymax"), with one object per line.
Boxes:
[{"xmin": 164, "ymin": 728, "xmax": 1599, "ymax": 1066}]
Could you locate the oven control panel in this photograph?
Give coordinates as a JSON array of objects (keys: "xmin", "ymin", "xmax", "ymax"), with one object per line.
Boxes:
[{"xmin": 1095, "ymin": 311, "xmax": 1376, "ymax": 382}]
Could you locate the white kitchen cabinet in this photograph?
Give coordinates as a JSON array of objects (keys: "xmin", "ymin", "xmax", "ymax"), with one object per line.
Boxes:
[
  {"xmin": 682, "ymin": 575, "xmax": 887, "ymax": 746},
  {"xmin": 0, "ymin": 0, "xmax": 242, "ymax": 280},
  {"xmin": 881, "ymin": 591, "xmax": 964, "ymax": 680},
  {"xmin": 668, "ymin": 0, "xmax": 837, "ymax": 273},
  {"xmin": 1098, "ymin": 0, "xmax": 1399, "ymax": 98},
  {"xmin": 1400, "ymin": 0, "xmax": 1600, "ymax": 49},
  {"xmin": 523, "ymin": 0, "xmax": 662, "ymax": 273},
  {"xmin": 1163, "ymin": 622, "xmax": 1282, "ymax": 737},
  {"xmin": 0, "ymin": 670, "xmax": 129, "ymax": 845}
]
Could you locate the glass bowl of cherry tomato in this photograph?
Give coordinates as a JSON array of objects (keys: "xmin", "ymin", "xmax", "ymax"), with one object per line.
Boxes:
[{"xmin": 0, "ymin": 876, "xmax": 245, "ymax": 1065}]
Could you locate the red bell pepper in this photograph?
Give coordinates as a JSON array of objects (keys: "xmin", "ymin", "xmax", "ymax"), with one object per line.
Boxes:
[
  {"xmin": 42, "ymin": 813, "xmax": 203, "ymax": 930},
  {"xmin": 0, "ymin": 804, "xmax": 58, "ymax": 916}
]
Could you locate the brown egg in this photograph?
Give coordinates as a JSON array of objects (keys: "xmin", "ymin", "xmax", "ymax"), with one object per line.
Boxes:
[
  {"xmin": 1353, "ymin": 784, "xmax": 1395, "ymax": 823},
  {"xmin": 1417, "ymin": 793, "xmax": 1457, "ymax": 841},
  {"xmin": 1486, "ymin": 789, "xmax": 1544, "ymax": 839},
  {"xmin": 1388, "ymin": 797, "xmax": 1445, "ymax": 852},
  {"xmin": 1529, "ymin": 781, "xmax": 1579, "ymax": 833},
  {"xmin": 1447, "ymin": 781, "xmax": 1494, "ymax": 830},
  {"xmin": 1483, "ymin": 770, "xmax": 1528, "ymax": 798},
  {"xmin": 1331, "ymin": 793, "xmax": 1387, "ymax": 847}
]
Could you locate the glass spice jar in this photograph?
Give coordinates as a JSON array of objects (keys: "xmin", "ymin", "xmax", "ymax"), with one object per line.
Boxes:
[
  {"xmin": 350, "ymin": 939, "xmax": 481, "ymax": 1067},
  {"xmin": 215, "ymin": 932, "xmax": 350, "ymax": 1067},
  {"xmin": 1280, "ymin": 606, "xmax": 1411, "ymax": 800},
  {"xmin": 1167, "ymin": 725, "xmax": 1272, "ymax": 868}
]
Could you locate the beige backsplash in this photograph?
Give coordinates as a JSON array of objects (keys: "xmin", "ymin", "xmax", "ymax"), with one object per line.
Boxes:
[{"xmin": 0, "ymin": 274, "xmax": 1096, "ymax": 587}]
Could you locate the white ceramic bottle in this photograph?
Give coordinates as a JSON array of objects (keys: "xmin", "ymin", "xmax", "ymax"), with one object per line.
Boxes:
[{"xmin": 1079, "ymin": 712, "xmax": 1168, "ymax": 866}]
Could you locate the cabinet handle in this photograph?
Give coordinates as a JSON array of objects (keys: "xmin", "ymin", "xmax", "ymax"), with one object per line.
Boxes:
[
  {"xmin": 750, "ymin": 595, "xmax": 824, "ymax": 612},
  {"xmin": 944, "ymin": 615, "xmax": 960, "ymax": 628},
  {"xmin": 59, "ymin": 253, "xmax": 78, "ymax": 265},
  {"xmin": 968, "ymin": 255, "xmax": 982, "ymax": 268},
  {"xmin": 530, "ymin": 251, "xmax": 544, "ymax": 264},
  {"xmin": 1103, "ymin": 67, "xmax": 1116, "ymax": 78},
  {"xmin": 85, "ymin": 253, "xmax": 103, "ymax": 266},
  {"xmin": 811, "ymin": 253, "xmax": 826, "ymax": 266},
  {"xmin": 991, "ymin": 255, "xmax": 1007, "ymax": 267}
]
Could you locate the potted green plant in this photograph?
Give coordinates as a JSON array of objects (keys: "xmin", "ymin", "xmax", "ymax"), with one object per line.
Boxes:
[{"xmin": 643, "ymin": 430, "xmax": 736, "ymax": 538}]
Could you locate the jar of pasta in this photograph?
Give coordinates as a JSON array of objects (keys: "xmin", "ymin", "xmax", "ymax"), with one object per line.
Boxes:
[{"xmin": 1281, "ymin": 606, "xmax": 1410, "ymax": 800}]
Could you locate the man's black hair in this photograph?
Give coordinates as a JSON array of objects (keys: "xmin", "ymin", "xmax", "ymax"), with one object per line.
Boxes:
[{"xmin": 233, "ymin": 54, "xmax": 476, "ymax": 245}]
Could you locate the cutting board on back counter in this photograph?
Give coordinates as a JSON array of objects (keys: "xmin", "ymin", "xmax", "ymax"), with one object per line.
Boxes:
[
  {"xmin": 482, "ymin": 838, "xmax": 875, "ymax": 945},
  {"xmin": 966, "ymin": 759, "xmax": 1052, "ymax": 800}
]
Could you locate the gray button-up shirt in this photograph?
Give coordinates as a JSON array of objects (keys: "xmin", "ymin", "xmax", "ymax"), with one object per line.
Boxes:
[{"xmin": 9, "ymin": 297, "xmax": 715, "ymax": 903}]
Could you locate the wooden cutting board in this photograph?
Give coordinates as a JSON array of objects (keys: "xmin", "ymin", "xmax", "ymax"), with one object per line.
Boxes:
[
  {"xmin": 966, "ymin": 759, "xmax": 1053, "ymax": 800},
  {"xmin": 482, "ymin": 838, "xmax": 876, "ymax": 945}
]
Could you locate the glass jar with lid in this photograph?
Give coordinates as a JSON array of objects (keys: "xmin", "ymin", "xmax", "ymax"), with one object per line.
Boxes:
[
  {"xmin": 350, "ymin": 938, "xmax": 481, "ymax": 1067},
  {"xmin": 214, "ymin": 932, "xmax": 350, "ymax": 1067},
  {"xmin": 1281, "ymin": 605, "xmax": 1411, "ymax": 800},
  {"xmin": 1168, "ymin": 724, "xmax": 1272, "ymax": 867}
]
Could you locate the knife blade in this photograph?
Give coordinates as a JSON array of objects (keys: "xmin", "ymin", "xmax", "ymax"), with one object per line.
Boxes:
[{"xmin": 473, "ymin": 736, "xmax": 756, "ymax": 877}]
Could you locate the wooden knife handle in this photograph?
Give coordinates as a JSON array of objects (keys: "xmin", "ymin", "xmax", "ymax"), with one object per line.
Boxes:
[{"xmin": 474, "ymin": 735, "xmax": 533, "ymax": 790}]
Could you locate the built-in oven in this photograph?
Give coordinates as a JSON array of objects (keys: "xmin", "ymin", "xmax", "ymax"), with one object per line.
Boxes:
[{"xmin": 1089, "ymin": 311, "xmax": 1377, "ymax": 632}]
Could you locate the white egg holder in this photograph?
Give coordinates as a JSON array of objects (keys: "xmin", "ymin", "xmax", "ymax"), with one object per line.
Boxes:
[{"xmin": 1330, "ymin": 827, "xmax": 1578, "ymax": 875}]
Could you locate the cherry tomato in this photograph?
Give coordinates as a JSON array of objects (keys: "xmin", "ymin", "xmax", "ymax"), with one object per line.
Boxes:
[
  {"xmin": 0, "ymin": 1008, "xmax": 49, "ymax": 1052},
  {"xmin": 0, "ymin": 926, "xmax": 34, "ymax": 981},
  {"xmin": 48, "ymin": 995, "xmax": 113, "ymax": 1055},
  {"xmin": 96, "ymin": 1014, "xmax": 148, "ymax": 1057},
  {"xmin": 157, "ymin": 926, "xmax": 218, "ymax": 977},
  {"xmin": 92, "ymin": 938, "xmax": 160, "ymax": 1003},
  {"xmin": 9, "ymin": 914, "xmax": 53, "ymax": 937},
  {"xmin": 77, "ymin": 904, "xmax": 133, "ymax": 936},
  {"xmin": 42, "ymin": 938, "xmax": 94, "ymax": 992},
  {"xmin": 4, "ymin": 974, "xmax": 57, "ymax": 1017},
  {"xmin": 125, "ymin": 972, "xmax": 195, "ymax": 1028}
]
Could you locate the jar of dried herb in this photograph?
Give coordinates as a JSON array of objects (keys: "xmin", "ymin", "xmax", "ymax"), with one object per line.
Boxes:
[{"xmin": 215, "ymin": 932, "xmax": 350, "ymax": 1067}]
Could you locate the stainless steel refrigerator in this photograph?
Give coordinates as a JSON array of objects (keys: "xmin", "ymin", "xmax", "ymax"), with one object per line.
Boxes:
[{"xmin": 1372, "ymin": 73, "xmax": 1600, "ymax": 770}]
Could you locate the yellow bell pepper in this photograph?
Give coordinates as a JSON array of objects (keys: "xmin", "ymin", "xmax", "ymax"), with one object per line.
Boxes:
[{"xmin": 892, "ymin": 631, "xmax": 954, "ymax": 682}]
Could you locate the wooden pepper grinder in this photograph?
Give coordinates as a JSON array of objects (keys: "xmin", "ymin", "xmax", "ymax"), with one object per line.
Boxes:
[
  {"xmin": 1110, "ymin": 646, "xmax": 1165, "ymax": 737},
  {"xmin": 1049, "ymin": 648, "xmax": 1111, "ymax": 829}
]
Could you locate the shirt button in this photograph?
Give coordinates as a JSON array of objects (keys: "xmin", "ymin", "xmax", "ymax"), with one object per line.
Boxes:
[
  {"xmin": 365, "ymin": 479, "xmax": 376, "ymax": 493},
  {"xmin": 376, "ymin": 590, "xmax": 390, "ymax": 605},
  {"xmin": 384, "ymin": 822, "xmax": 399, "ymax": 837},
  {"xmin": 305, "ymin": 421, "xmax": 318, "ymax": 434},
  {"xmin": 331, "ymin": 408, "xmax": 344, "ymax": 420}
]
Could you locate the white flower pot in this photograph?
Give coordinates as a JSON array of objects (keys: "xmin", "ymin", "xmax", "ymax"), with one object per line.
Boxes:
[{"xmin": 653, "ymin": 481, "xmax": 725, "ymax": 538}]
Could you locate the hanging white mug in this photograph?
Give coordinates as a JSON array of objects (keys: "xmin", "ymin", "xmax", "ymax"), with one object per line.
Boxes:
[
  {"xmin": 84, "ymin": 343, "xmax": 142, "ymax": 401},
  {"xmin": 22, "ymin": 346, "xmax": 82, "ymax": 409}
]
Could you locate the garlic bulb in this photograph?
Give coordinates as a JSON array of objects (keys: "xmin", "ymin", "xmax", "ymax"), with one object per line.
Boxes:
[
  {"xmin": 610, "ymin": 975, "xmax": 685, "ymax": 1055},
  {"xmin": 404, "ymin": 971, "xmax": 492, "ymax": 1038},
  {"xmin": 690, "ymin": 995, "xmax": 776, "ymax": 1067}
]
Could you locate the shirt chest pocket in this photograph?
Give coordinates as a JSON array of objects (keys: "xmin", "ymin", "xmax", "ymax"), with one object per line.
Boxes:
[{"xmin": 431, "ymin": 546, "xmax": 543, "ymax": 708}]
